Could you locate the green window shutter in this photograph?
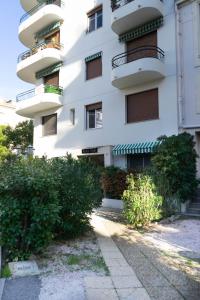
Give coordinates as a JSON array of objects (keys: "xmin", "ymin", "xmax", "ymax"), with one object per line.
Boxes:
[
  {"xmin": 119, "ymin": 17, "xmax": 164, "ymax": 43},
  {"xmin": 85, "ymin": 51, "xmax": 102, "ymax": 62},
  {"xmin": 36, "ymin": 62, "xmax": 63, "ymax": 79},
  {"xmin": 35, "ymin": 21, "xmax": 62, "ymax": 39}
]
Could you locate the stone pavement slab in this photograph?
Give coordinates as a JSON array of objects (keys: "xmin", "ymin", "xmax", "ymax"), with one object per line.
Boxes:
[
  {"xmin": 2, "ymin": 276, "xmax": 41, "ymax": 300},
  {"xmin": 112, "ymin": 275, "xmax": 142, "ymax": 289},
  {"xmin": 116, "ymin": 288, "xmax": 151, "ymax": 300},
  {"xmin": 0, "ymin": 279, "xmax": 5, "ymax": 300},
  {"xmin": 86, "ymin": 288, "xmax": 119, "ymax": 300}
]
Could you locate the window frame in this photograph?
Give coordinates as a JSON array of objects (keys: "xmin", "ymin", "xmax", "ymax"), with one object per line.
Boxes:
[
  {"xmin": 85, "ymin": 102, "xmax": 103, "ymax": 130},
  {"xmin": 85, "ymin": 56, "xmax": 102, "ymax": 80},
  {"xmin": 87, "ymin": 5, "xmax": 103, "ymax": 33},
  {"xmin": 42, "ymin": 113, "xmax": 57, "ymax": 136}
]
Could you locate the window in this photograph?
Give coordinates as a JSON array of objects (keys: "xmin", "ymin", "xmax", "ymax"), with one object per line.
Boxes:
[
  {"xmin": 42, "ymin": 113, "xmax": 57, "ymax": 136},
  {"xmin": 126, "ymin": 88, "xmax": 159, "ymax": 123},
  {"xmin": 70, "ymin": 108, "xmax": 75, "ymax": 125},
  {"xmin": 87, "ymin": 5, "xmax": 103, "ymax": 33},
  {"xmin": 86, "ymin": 102, "xmax": 102, "ymax": 129},
  {"xmin": 127, "ymin": 154, "xmax": 151, "ymax": 172},
  {"xmin": 43, "ymin": 71, "xmax": 59, "ymax": 86},
  {"xmin": 86, "ymin": 57, "xmax": 102, "ymax": 80}
]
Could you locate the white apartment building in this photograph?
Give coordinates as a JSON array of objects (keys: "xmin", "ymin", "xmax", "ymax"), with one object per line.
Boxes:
[
  {"xmin": 16, "ymin": 0, "xmax": 179, "ymax": 169},
  {"xmin": 0, "ymin": 98, "xmax": 27, "ymax": 127},
  {"xmin": 176, "ymin": 0, "xmax": 200, "ymax": 176}
]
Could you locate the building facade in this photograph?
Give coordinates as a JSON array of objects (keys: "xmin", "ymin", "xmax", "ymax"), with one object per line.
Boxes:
[
  {"xmin": 0, "ymin": 99, "xmax": 27, "ymax": 127},
  {"xmin": 16, "ymin": 0, "xmax": 179, "ymax": 169}
]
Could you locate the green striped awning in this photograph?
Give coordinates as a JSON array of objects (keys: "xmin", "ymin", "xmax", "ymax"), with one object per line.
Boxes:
[
  {"xmin": 36, "ymin": 62, "xmax": 63, "ymax": 79},
  {"xmin": 112, "ymin": 141, "xmax": 160, "ymax": 156},
  {"xmin": 119, "ymin": 17, "xmax": 164, "ymax": 43},
  {"xmin": 85, "ymin": 51, "xmax": 102, "ymax": 62},
  {"xmin": 35, "ymin": 21, "xmax": 61, "ymax": 39}
]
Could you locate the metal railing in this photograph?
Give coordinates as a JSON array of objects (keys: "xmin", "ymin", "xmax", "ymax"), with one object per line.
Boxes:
[
  {"xmin": 111, "ymin": 0, "xmax": 163, "ymax": 12},
  {"xmin": 112, "ymin": 45, "xmax": 165, "ymax": 69},
  {"xmin": 16, "ymin": 85, "xmax": 63, "ymax": 102},
  {"xmin": 20, "ymin": 0, "xmax": 63, "ymax": 24},
  {"xmin": 18, "ymin": 40, "xmax": 63, "ymax": 63}
]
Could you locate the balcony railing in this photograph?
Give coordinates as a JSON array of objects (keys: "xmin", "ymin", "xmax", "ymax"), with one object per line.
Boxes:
[
  {"xmin": 18, "ymin": 40, "xmax": 63, "ymax": 63},
  {"xmin": 20, "ymin": 0, "xmax": 63, "ymax": 24},
  {"xmin": 112, "ymin": 45, "xmax": 165, "ymax": 68},
  {"xmin": 111, "ymin": 0, "xmax": 163, "ymax": 12},
  {"xmin": 16, "ymin": 85, "xmax": 63, "ymax": 102}
]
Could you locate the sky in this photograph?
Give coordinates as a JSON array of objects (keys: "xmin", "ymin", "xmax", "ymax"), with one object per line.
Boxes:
[{"xmin": 0, "ymin": 1, "xmax": 33, "ymax": 101}]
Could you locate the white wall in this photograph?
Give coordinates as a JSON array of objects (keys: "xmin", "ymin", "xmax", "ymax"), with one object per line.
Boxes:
[{"xmin": 32, "ymin": 0, "xmax": 178, "ymax": 158}]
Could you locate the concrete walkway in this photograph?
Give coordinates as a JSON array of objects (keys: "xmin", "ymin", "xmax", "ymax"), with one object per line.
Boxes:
[
  {"xmin": 86, "ymin": 211, "xmax": 151, "ymax": 300},
  {"xmin": 93, "ymin": 208, "xmax": 200, "ymax": 300}
]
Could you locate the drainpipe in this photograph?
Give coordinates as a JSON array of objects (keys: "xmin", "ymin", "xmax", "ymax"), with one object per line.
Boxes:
[{"xmin": 175, "ymin": 2, "xmax": 184, "ymax": 132}]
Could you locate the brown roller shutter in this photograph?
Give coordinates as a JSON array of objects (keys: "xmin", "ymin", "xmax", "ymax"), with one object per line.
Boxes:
[
  {"xmin": 86, "ymin": 102, "xmax": 102, "ymax": 111},
  {"xmin": 42, "ymin": 114, "xmax": 57, "ymax": 136},
  {"xmin": 127, "ymin": 31, "xmax": 157, "ymax": 62},
  {"xmin": 44, "ymin": 71, "xmax": 59, "ymax": 86},
  {"xmin": 86, "ymin": 57, "xmax": 102, "ymax": 80},
  {"xmin": 127, "ymin": 88, "xmax": 159, "ymax": 123}
]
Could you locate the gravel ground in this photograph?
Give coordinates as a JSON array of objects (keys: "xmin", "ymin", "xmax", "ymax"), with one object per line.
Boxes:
[{"xmin": 36, "ymin": 231, "xmax": 108, "ymax": 300}]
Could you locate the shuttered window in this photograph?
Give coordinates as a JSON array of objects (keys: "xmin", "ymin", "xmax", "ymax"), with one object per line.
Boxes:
[
  {"xmin": 126, "ymin": 89, "xmax": 159, "ymax": 123},
  {"xmin": 86, "ymin": 57, "xmax": 102, "ymax": 80},
  {"xmin": 126, "ymin": 31, "xmax": 157, "ymax": 63},
  {"xmin": 42, "ymin": 114, "xmax": 57, "ymax": 136},
  {"xmin": 44, "ymin": 71, "xmax": 59, "ymax": 86}
]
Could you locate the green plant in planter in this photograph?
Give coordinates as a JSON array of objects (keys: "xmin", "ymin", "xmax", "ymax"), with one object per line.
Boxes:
[{"xmin": 44, "ymin": 85, "xmax": 63, "ymax": 95}]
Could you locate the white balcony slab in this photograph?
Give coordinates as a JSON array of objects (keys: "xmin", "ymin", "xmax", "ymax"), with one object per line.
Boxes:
[
  {"xmin": 19, "ymin": 4, "xmax": 64, "ymax": 48},
  {"xmin": 111, "ymin": 0, "xmax": 164, "ymax": 35},
  {"xmin": 16, "ymin": 91, "xmax": 63, "ymax": 118},
  {"xmin": 17, "ymin": 48, "xmax": 63, "ymax": 84},
  {"xmin": 111, "ymin": 57, "xmax": 165, "ymax": 89}
]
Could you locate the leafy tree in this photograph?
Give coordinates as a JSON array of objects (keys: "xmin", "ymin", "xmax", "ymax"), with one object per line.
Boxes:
[
  {"xmin": 3, "ymin": 120, "xmax": 33, "ymax": 151},
  {"xmin": 0, "ymin": 125, "xmax": 11, "ymax": 161},
  {"xmin": 151, "ymin": 133, "xmax": 198, "ymax": 205}
]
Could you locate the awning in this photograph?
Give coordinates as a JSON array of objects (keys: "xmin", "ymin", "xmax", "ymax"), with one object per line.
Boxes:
[
  {"xmin": 85, "ymin": 51, "xmax": 102, "ymax": 62},
  {"xmin": 35, "ymin": 21, "xmax": 61, "ymax": 39},
  {"xmin": 119, "ymin": 17, "xmax": 163, "ymax": 43},
  {"xmin": 112, "ymin": 141, "xmax": 160, "ymax": 156},
  {"xmin": 36, "ymin": 62, "xmax": 63, "ymax": 79}
]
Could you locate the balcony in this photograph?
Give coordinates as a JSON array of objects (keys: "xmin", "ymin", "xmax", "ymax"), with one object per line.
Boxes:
[
  {"xmin": 111, "ymin": 46, "xmax": 165, "ymax": 89},
  {"xmin": 19, "ymin": 0, "xmax": 64, "ymax": 47},
  {"xmin": 17, "ymin": 41, "xmax": 63, "ymax": 84},
  {"xmin": 111, "ymin": 0, "xmax": 164, "ymax": 35},
  {"xmin": 16, "ymin": 85, "xmax": 63, "ymax": 118}
]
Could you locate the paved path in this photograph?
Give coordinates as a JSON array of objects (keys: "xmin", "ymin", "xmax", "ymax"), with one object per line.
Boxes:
[{"xmin": 94, "ymin": 208, "xmax": 200, "ymax": 300}]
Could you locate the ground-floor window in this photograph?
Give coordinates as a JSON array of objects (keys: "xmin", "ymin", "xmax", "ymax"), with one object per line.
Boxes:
[
  {"xmin": 79, "ymin": 154, "xmax": 104, "ymax": 167},
  {"xmin": 127, "ymin": 153, "xmax": 151, "ymax": 172}
]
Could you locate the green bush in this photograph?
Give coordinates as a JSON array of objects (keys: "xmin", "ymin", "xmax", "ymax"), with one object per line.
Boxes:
[
  {"xmin": 101, "ymin": 166, "xmax": 128, "ymax": 199},
  {"xmin": 51, "ymin": 155, "xmax": 102, "ymax": 238},
  {"xmin": 0, "ymin": 158, "xmax": 60, "ymax": 260},
  {"xmin": 123, "ymin": 174, "xmax": 163, "ymax": 228},
  {"xmin": 151, "ymin": 133, "xmax": 198, "ymax": 207}
]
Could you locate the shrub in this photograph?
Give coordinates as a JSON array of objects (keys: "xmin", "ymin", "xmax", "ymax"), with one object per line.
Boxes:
[
  {"xmin": 151, "ymin": 133, "xmax": 198, "ymax": 207},
  {"xmin": 123, "ymin": 174, "xmax": 163, "ymax": 228},
  {"xmin": 101, "ymin": 166, "xmax": 127, "ymax": 199},
  {"xmin": 51, "ymin": 155, "xmax": 102, "ymax": 238},
  {"xmin": 0, "ymin": 158, "xmax": 60, "ymax": 261}
]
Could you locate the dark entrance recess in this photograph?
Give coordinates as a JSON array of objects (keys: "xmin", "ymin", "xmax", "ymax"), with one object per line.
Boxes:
[{"xmin": 79, "ymin": 154, "xmax": 105, "ymax": 167}]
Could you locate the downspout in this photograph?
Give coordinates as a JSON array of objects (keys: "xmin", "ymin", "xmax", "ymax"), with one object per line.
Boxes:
[{"xmin": 175, "ymin": 2, "xmax": 184, "ymax": 132}]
